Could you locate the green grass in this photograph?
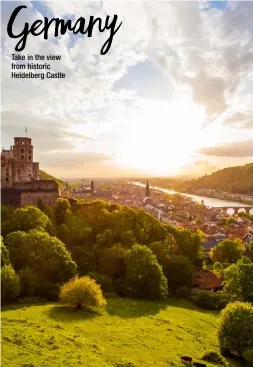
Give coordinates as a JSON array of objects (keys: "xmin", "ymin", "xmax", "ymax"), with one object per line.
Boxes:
[{"xmin": 2, "ymin": 297, "xmax": 240, "ymax": 367}]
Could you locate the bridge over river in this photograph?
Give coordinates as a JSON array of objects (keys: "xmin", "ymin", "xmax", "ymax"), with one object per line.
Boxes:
[{"xmin": 215, "ymin": 206, "xmax": 253, "ymax": 215}]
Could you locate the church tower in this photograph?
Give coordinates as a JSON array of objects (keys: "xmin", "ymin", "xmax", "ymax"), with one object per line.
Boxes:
[
  {"xmin": 91, "ymin": 180, "xmax": 94, "ymax": 193},
  {"xmin": 145, "ymin": 180, "xmax": 150, "ymax": 197}
]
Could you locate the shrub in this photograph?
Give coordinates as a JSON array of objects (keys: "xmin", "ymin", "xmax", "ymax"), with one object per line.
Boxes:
[
  {"xmin": 218, "ymin": 301, "xmax": 253, "ymax": 357},
  {"xmin": 1, "ymin": 238, "xmax": 10, "ymax": 267},
  {"xmin": 242, "ymin": 349, "xmax": 253, "ymax": 363},
  {"xmin": 202, "ymin": 350, "xmax": 226, "ymax": 365},
  {"xmin": 191, "ymin": 290, "xmax": 228, "ymax": 310},
  {"xmin": 1, "ymin": 264, "xmax": 20, "ymax": 304},
  {"xmin": 87, "ymin": 272, "xmax": 114, "ymax": 293},
  {"xmin": 176, "ymin": 285, "xmax": 191, "ymax": 298},
  {"xmin": 59, "ymin": 276, "xmax": 107, "ymax": 311},
  {"xmin": 125, "ymin": 244, "xmax": 168, "ymax": 299}
]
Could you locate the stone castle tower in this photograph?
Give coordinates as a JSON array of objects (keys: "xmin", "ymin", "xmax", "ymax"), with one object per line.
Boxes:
[{"xmin": 1, "ymin": 137, "xmax": 40, "ymax": 188}]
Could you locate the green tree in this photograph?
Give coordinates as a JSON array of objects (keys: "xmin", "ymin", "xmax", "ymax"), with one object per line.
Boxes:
[
  {"xmin": 5, "ymin": 230, "xmax": 77, "ymax": 283},
  {"xmin": 125, "ymin": 244, "xmax": 168, "ymax": 299},
  {"xmin": 55, "ymin": 198, "xmax": 72, "ymax": 225},
  {"xmin": 163, "ymin": 255, "xmax": 194, "ymax": 294},
  {"xmin": 213, "ymin": 262, "xmax": 224, "ymax": 279},
  {"xmin": 1, "ymin": 264, "xmax": 20, "ymax": 304},
  {"xmin": 173, "ymin": 228, "xmax": 203, "ymax": 263},
  {"xmin": 95, "ymin": 229, "xmax": 114, "ymax": 250},
  {"xmin": 218, "ymin": 301, "xmax": 253, "ymax": 357},
  {"xmin": 98, "ymin": 244, "xmax": 127, "ymax": 279},
  {"xmin": 8, "ymin": 205, "xmax": 50, "ymax": 233},
  {"xmin": 121, "ymin": 230, "xmax": 136, "ymax": 248},
  {"xmin": 247, "ymin": 241, "xmax": 253, "ymax": 261},
  {"xmin": 223, "ymin": 262, "xmax": 253, "ymax": 302},
  {"xmin": 57, "ymin": 223, "xmax": 71, "ymax": 247},
  {"xmin": 210, "ymin": 239, "xmax": 245, "ymax": 264},
  {"xmin": 1, "ymin": 237, "xmax": 10, "ymax": 267},
  {"xmin": 149, "ymin": 240, "xmax": 171, "ymax": 269}
]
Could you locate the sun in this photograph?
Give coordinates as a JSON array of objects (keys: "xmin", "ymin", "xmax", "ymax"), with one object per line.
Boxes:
[{"xmin": 115, "ymin": 99, "xmax": 206, "ymax": 176}]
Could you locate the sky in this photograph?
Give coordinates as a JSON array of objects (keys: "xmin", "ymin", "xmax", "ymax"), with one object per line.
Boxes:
[{"xmin": 1, "ymin": 0, "xmax": 253, "ymax": 178}]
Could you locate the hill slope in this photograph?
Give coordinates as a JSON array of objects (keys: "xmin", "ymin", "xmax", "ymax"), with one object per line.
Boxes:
[
  {"xmin": 39, "ymin": 170, "xmax": 65, "ymax": 186},
  {"xmin": 1, "ymin": 297, "xmax": 241, "ymax": 367},
  {"xmin": 179, "ymin": 163, "xmax": 253, "ymax": 195}
]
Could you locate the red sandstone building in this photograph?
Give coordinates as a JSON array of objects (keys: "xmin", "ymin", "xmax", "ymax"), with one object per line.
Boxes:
[{"xmin": 1, "ymin": 136, "xmax": 59, "ymax": 206}]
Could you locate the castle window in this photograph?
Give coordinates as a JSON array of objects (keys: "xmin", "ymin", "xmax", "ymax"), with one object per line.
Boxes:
[
  {"xmin": 28, "ymin": 155, "xmax": 31, "ymax": 161},
  {"xmin": 6, "ymin": 178, "xmax": 8, "ymax": 182},
  {"xmin": 21, "ymin": 156, "xmax": 24, "ymax": 160},
  {"xmin": 21, "ymin": 148, "xmax": 24, "ymax": 153}
]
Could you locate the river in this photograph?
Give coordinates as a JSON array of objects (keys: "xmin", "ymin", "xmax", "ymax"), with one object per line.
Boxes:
[{"xmin": 131, "ymin": 182, "xmax": 252, "ymax": 208}]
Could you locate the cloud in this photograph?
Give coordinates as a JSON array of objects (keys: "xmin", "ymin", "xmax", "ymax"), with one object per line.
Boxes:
[
  {"xmin": 199, "ymin": 140, "xmax": 253, "ymax": 157},
  {"xmin": 223, "ymin": 112, "xmax": 248, "ymax": 125}
]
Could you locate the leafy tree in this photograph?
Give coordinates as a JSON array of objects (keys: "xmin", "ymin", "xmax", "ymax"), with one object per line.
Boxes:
[
  {"xmin": 95, "ymin": 229, "xmax": 114, "ymax": 250},
  {"xmin": 172, "ymin": 228, "xmax": 203, "ymax": 263},
  {"xmin": 71, "ymin": 246, "xmax": 96, "ymax": 275},
  {"xmin": 247, "ymin": 241, "xmax": 253, "ymax": 261},
  {"xmin": 5, "ymin": 230, "xmax": 77, "ymax": 283},
  {"xmin": 218, "ymin": 301, "xmax": 253, "ymax": 357},
  {"xmin": 210, "ymin": 239, "xmax": 245, "ymax": 264},
  {"xmin": 7, "ymin": 205, "xmax": 50, "ymax": 233},
  {"xmin": 149, "ymin": 241, "xmax": 171, "ymax": 269},
  {"xmin": 98, "ymin": 244, "xmax": 127, "ymax": 279},
  {"xmin": 57, "ymin": 223, "xmax": 71, "ymax": 247},
  {"xmin": 60, "ymin": 276, "xmax": 107, "ymax": 311},
  {"xmin": 55, "ymin": 198, "xmax": 72, "ymax": 225},
  {"xmin": 1, "ymin": 264, "xmax": 20, "ymax": 304},
  {"xmin": 213, "ymin": 262, "xmax": 224, "ymax": 279},
  {"xmin": 1, "ymin": 237, "xmax": 10, "ymax": 267},
  {"xmin": 223, "ymin": 262, "xmax": 253, "ymax": 302},
  {"xmin": 121, "ymin": 230, "xmax": 136, "ymax": 248},
  {"xmin": 125, "ymin": 244, "xmax": 168, "ymax": 299},
  {"xmin": 163, "ymin": 256, "xmax": 194, "ymax": 294}
]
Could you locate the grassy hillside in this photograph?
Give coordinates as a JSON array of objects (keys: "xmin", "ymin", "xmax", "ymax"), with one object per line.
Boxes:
[
  {"xmin": 179, "ymin": 163, "xmax": 253, "ymax": 195},
  {"xmin": 2, "ymin": 297, "xmax": 241, "ymax": 367},
  {"xmin": 39, "ymin": 170, "xmax": 65, "ymax": 187}
]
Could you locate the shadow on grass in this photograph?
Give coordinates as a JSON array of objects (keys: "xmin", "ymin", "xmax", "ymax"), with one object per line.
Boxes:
[
  {"xmin": 47, "ymin": 305, "xmax": 98, "ymax": 323},
  {"xmin": 106, "ymin": 297, "xmax": 168, "ymax": 318}
]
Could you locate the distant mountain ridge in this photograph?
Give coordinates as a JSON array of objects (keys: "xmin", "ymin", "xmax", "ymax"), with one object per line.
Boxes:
[
  {"xmin": 39, "ymin": 170, "xmax": 65, "ymax": 186},
  {"xmin": 179, "ymin": 163, "xmax": 253, "ymax": 195}
]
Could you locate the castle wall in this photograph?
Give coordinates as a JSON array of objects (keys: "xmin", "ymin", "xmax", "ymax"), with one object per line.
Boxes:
[{"xmin": 20, "ymin": 191, "xmax": 59, "ymax": 206}]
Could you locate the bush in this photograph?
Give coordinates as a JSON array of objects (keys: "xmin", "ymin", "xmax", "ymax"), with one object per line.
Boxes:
[
  {"xmin": 202, "ymin": 350, "xmax": 226, "ymax": 365},
  {"xmin": 60, "ymin": 276, "xmax": 107, "ymax": 311},
  {"xmin": 1, "ymin": 238, "xmax": 10, "ymax": 267},
  {"xmin": 87, "ymin": 272, "xmax": 114, "ymax": 293},
  {"xmin": 176, "ymin": 286, "xmax": 191, "ymax": 298},
  {"xmin": 1, "ymin": 264, "xmax": 20, "ymax": 304},
  {"xmin": 191, "ymin": 290, "xmax": 228, "ymax": 310},
  {"xmin": 242, "ymin": 349, "xmax": 253, "ymax": 363},
  {"xmin": 218, "ymin": 301, "xmax": 253, "ymax": 357}
]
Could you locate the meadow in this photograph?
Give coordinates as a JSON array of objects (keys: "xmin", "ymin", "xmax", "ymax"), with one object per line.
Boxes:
[{"xmin": 1, "ymin": 296, "xmax": 240, "ymax": 367}]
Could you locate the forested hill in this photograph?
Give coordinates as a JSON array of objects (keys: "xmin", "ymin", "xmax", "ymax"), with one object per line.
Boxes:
[
  {"xmin": 179, "ymin": 163, "xmax": 253, "ymax": 195},
  {"xmin": 39, "ymin": 170, "xmax": 65, "ymax": 186}
]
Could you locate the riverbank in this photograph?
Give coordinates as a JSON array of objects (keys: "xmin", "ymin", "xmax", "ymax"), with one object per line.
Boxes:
[{"xmin": 131, "ymin": 182, "xmax": 252, "ymax": 208}]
